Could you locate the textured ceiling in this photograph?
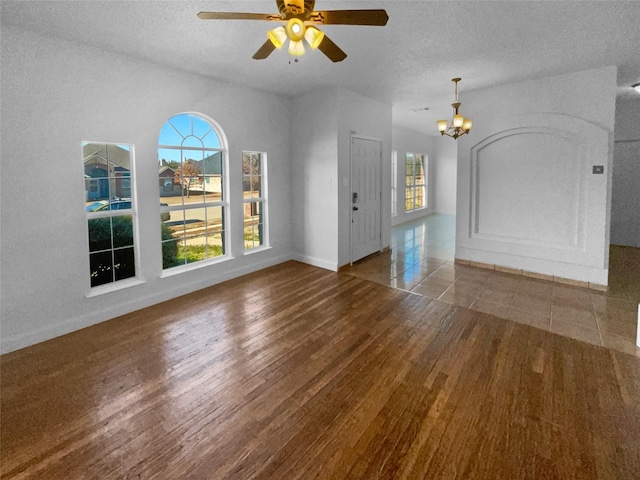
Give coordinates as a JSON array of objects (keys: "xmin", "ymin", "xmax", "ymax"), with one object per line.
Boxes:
[{"xmin": 2, "ymin": 0, "xmax": 639, "ymax": 134}]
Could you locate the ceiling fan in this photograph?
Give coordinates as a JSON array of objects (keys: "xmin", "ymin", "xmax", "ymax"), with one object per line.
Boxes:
[{"xmin": 197, "ymin": 0, "xmax": 388, "ymax": 62}]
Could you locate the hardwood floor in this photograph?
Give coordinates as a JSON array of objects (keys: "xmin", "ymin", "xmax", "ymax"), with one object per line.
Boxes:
[{"xmin": 2, "ymin": 261, "xmax": 640, "ymax": 479}]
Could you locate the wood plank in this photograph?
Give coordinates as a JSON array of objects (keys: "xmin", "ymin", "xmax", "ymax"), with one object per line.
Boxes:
[{"xmin": 1, "ymin": 261, "xmax": 639, "ymax": 479}]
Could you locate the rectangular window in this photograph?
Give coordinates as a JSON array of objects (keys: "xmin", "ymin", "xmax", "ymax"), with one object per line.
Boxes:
[
  {"xmin": 242, "ymin": 151, "xmax": 267, "ymax": 250},
  {"xmin": 391, "ymin": 150, "xmax": 397, "ymax": 217},
  {"xmin": 405, "ymin": 152, "xmax": 427, "ymax": 212},
  {"xmin": 84, "ymin": 142, "xmax": 137, "ymax": 288}
]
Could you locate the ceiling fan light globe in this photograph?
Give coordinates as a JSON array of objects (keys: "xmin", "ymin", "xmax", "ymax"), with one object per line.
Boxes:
[
  {"xmin": 268, "ymin": 26, "xmax": 287, "ymax": 49},
  {"xmin": 304, "ymin": 26, "xmax": 325, "ymax": 49},
  {"xmin": 285, "ymin": 18, "xmax": 306, "ymax": 42},
  {"xmin": 288, "ymin": 39, "xmax": 306, "ymax": 56}
]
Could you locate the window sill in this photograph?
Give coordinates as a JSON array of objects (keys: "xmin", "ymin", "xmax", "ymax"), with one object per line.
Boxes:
[
  {"xmin": 86, "ymin": 277, "xmax": 146, "ymax": 298},
  {"xmin": 161, "ymin": 255, "xmax": 235, "ymax": 278},
  {"xmin": 244, "ymin": 245, "xmax": 272, "ymax": 256},
  {"xmin": 405, "ymin": 207, "xmax": 428, "ymax": 213}
]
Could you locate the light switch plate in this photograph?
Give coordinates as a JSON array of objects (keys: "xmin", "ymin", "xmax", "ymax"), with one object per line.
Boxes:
[{"xmin": 592, "ymin": 165, "xmax": 604, "ymax": 174}]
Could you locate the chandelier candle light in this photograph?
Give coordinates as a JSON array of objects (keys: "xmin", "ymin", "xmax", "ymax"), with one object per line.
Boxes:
[{"xmin": 437, "ymin": 78, "xmax": 472, "ymax": 139}]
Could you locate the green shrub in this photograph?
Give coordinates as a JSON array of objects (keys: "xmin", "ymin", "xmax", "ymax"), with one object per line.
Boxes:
[{"xmin": 161, "ymin": 222, "xmax": 180, "ymax": 268}]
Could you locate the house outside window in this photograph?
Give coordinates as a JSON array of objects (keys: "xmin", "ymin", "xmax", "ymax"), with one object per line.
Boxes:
[
  {"xmin": 84, "ymin": 142, "xmax": 137, "ymax": 288},
  {"xmin": 158, "ymin": 113, "xmax": 228, "ymax": 269},
  {"xmin": 243, "ymin": 151, "xmax": 267, "ymax": 250},
  {"xmin": 405, "ymin": 152, "xmax": 427, "ymax": 212}
]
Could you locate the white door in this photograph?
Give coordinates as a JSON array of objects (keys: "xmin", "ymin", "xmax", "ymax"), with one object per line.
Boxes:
[{"xmin": 351, "ymin": 136, "xmax": 382, "ymax": 263}]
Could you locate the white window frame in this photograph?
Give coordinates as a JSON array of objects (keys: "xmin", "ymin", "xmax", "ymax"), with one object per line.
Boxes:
[
  {"xmin": 405, "ymin": 152, "xmax": 428, "ymax": 212},
  {"xmin": 83, "ymin": 141, "xmax": 141, "ymax": 293},
  {"xmin": 242, "ymin": 151, "xmax": 269, "ymax": 252},
  {"xmin": 158, "ymin": 112, "xmax": 230, "ymax": 273}
]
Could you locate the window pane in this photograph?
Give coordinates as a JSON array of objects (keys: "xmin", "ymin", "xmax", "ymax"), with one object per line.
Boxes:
[
  {"xmin": 405, "ymin": 162, "xmax": 413, "ymax": 176},
  {"xmin": 176, "ymin": 159, "xmax": 204, "ymax": 205},
  {"xmin": 84, "ymin": 143, "xmax": 132, "ymax": 202},
  {"xmin": 194, "ymin": 118, "xmax": 221, "ymax": 149},
  {"xmin": 415, "ymin": 188, "xmax": 424, "ymax": 209},
  {"xmin": 158, "ymin": 147, "xmax": 181, "ymax": 165},
  {"xmin": 405, "ymin": 199, "xmax": 412, "ymax": 211},
  {"xmin": 88, "ymin": 218, "xmax": 113, "ymax": 253},
  {"xmin": 201, "ymin": 131, "xmax": 221, "ymax": 149},
  {"xmin": 111, "ymin": 215, "xmax": 134, "ymax": 248},
  {"xmin": 113, "ymin": 247, "xmax": 135, "ymax": 281},
  {"xmin": 182, "ymin": 233, "xmax": 223, "ymax": 263},
  {"xmin": 90, "ymin": 251, "xmax": 113, "ymax": 287},
  {"xmin": 252, "ymin": 157, "xmax": 261, "ymax": 176},
  {"xmin": 182, "ymin": 135, "xmax": 203, "ymax": 149},
  {"xmin": 243, "ymin": 176, "xmax": 261, "ymax": 196},
  {"xmin": 203, "ymin": 152, "xmax": 222, "ymax": 175},
  {"xmin": 167, "ymin": 115, "xmax": 191, "ymax": 139},
  {"xmin": 244, "ymin": 201, "xmax": 263, "ymax": 249},
  {"xmin": 192, "ymin": 117, "xmax": 212, "ymax": 140},
  {"xmin": 158, "ymin": 122, "xmax": 183, "ymax": 146},
  {"xmin": 203, "ymin": 175, "xmax": 222, "ymax": 203},
  {"xmin": 161, "ymin": 222, "xmax": 180, "ymax": 269}
]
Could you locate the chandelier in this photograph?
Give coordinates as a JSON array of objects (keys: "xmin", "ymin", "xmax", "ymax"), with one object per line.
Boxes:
[{"xmin": 437, "ymin": 78, "xmax": 472, "ymax": 139}]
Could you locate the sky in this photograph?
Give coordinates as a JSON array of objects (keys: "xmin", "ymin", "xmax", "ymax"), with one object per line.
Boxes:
[{"xmin": 158, "ymin": 113, "xmax": 222, "ymax": 163}]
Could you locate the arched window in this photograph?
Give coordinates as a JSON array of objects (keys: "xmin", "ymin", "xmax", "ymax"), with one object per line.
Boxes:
[{"xmin": 158, "ymin": 113, "xmax": 227, "ymax": 269}]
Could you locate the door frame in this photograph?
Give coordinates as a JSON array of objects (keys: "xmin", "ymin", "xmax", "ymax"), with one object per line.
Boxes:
[{"xmin": 350, "ymin": 134, "xmax": 383, "ymax": 264}]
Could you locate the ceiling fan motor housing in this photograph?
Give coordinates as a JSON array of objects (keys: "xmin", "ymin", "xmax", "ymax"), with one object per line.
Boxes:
[{"xmin": 277, "ymin": 0, "xmax": 315, "ymax": 18}]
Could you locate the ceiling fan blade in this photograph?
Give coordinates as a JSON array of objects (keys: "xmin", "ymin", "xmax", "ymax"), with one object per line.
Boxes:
[
  {"xmin": 252, "ymin": 40, "xmax": 277, "ymax": 60},
  {"xmin": 197, "ymin": 12, "xmax": 281, "ymax": 21},
  {"xmin": 309, "ymin": 10, "xmax": 389, "ymax": 26},
  {"xmin": 317, "ymin": 35, "xmax": 347, "ymax": 63}
]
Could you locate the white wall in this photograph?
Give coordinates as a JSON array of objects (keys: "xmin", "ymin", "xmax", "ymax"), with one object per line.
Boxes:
[
  {"xmin": 455, "ymin": 67, "xmax": 618, "ymax": 285},
  {"xmin": 433, "ymin": 136, "xmax": 457, "ymax": 215},
  {"xmin": 611, "ymin": 97, "xmax": 640, "ymax": 247},
  {"xmin": 291, "ymin": 87, "xmax": 391, "ymax": 270},
  {"xmin": 391, "ymin": 126, "xmax": 434, "ymax": 226},
  {"xmin": 0, "ymin": 27, "xmax": 293, "ymax": 353},
  {"xmin": 291, "ymin": 88, "xmax": 339, "ymax": 270}
]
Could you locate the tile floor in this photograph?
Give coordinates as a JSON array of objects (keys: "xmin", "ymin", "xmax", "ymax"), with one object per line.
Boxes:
[{"xmin": 344, "ymin": 214, "xmax": 640, "ymax": 357}]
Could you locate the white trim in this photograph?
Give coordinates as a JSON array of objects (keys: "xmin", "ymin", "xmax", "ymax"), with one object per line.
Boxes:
[
  {"xmin": 160, "ymin": 255, "xmax": 235, "ymax": 278},
  {"xmin": 293, "ymin": 253, "xmax": 338, "ymax": 272},
  {"xmin": 85, "ymin": 278, "xmax": 146, "ymax": 298}
]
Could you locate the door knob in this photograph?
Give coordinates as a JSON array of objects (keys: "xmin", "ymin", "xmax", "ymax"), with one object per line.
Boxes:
[{"xmin": 353, "ymin": 206, "xmax": 359, "ymax": 211}]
